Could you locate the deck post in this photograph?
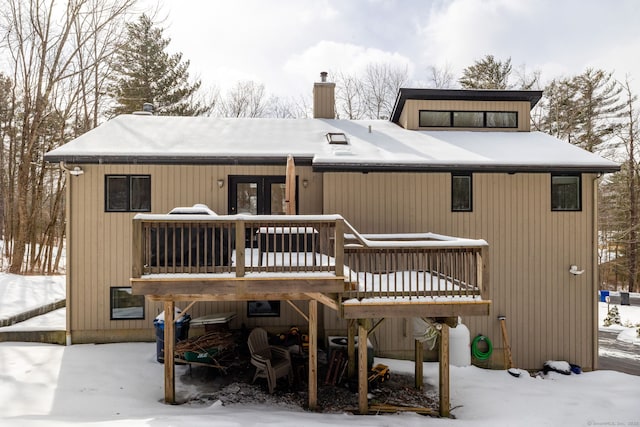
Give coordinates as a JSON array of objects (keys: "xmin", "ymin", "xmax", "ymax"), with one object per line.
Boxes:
[
  {"xmin": 164, "ymin": 300, "xmax": 175, "ymax": 404},
  {"xmin": 358, "ymin": 320, "xmax": 368, "ymax": 414},
  {"xmin": 131, "ymin": 218, "xmax": 143, "ymax": 278},
  {"xmin": 235, "ymin": 220, "xmax": 245, "ymax": 277},
  {"xmin": 347, "ymin": 319, "xmax": 356, "ymax": 378},
  {"xmin": 479, "ymin": 246, "xmax": 490, "ymax": 301},
  {"xmin": 334, "ymin": 219, "xmax": 344, "ymax": 277},
  {"xmin": 439, "ymin": 323, "xmax": 450, "ymax": 417},
  {"xmin": 308, "ymin": 299, "xmax": 318, "ymax": 410},
  {"xmin": 415, "ymin": 339, "xmax": 424, "ymax": 390}
]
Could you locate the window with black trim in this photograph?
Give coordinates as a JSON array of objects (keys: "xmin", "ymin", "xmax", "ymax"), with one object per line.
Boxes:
[
  {"xmin": 105, "ymin": 175, "xmax": 151, "ymax": 212},
  {"xmin": 110, "ymin": 287, "xmax": 145, "ymax": 320},
  {"xmin": 452, "ymin": 174, "xmax": 472, "ymax": 212},
  {"xmin": 551, "ymin": 174, "xmax": 581, "ymax": 211},
  {"xmin": 419, "ymin": 110, "xmax": 518, "ymax": 128}
]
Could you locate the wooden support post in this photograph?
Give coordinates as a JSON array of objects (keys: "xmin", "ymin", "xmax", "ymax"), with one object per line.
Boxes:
[
  {"xmin": 334, "ymin": 219, "xmax": 344, "ymax": 276},
  {"xmin": 415, "ymin": 339, "xmax": 424, "ymax": 390},
  {"xmin": 131, "ymin": 218, "xmax": 143, "ymax": 278},
  {"xmin": 358, "ymin": 321, "xmax": 368, "ymax": 414},
  {"xmin": 308, "ymin": 299, "xmax": 318, "ymax": 410},
  {"xmin": 347, "ymin": 319, "xmax": 356, "ymax": 378},
  {"xmin": 235, "ymin": 221, "xmax": 245, "ymax": 278},
  {"xmin": 164, "ymin": 300, "xmax": 175, "ymax": 404},
  {"xmin": 439, "ymin": 323, "xmax": 450, "ymax": 417}
]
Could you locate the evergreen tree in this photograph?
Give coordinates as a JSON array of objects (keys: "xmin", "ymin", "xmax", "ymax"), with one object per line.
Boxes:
[
  {"xmin": 109, "ymin": 14, "xmax": 207, "ymax": 116},
  {"xmin": 572, "ymin": 69, "xmax": 624, "ymax": 152},
  {"xmin": 538, "ymin": 69, "xmax": 624, "ymax": 153},
  {"xmin": 459, "ymin": 55, "xmax": 512, "ymax": 89}
]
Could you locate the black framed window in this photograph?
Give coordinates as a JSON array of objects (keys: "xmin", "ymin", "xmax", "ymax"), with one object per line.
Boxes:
[
  {"xmin": 110, "ymin": 287, "xmax": 145, "ymax": 320},
  {"xmin": 105, "ymin": 175, "xmax": 151, "ymax": 212},
  {"xmin": 419, "ymin": 110, "xmax": 518, "ymax": 128},
  {"xmin": 453, "ymin": 111, "xmax": 484, "ymax": 127},
  {"xmin": 486, "ymin": 111, "xmax": 517, "ymax": 128},
  {"xmin": 419, "ymin": 111, "xmax": 450, "ymax": 127},
  {"xmin": 452, "ymin": 174, "xmax": 472, "ymax": 212},
  {"xmin": 247, "ymin": 300, "xmax": 281, "ymax": 317},
  {"xmin": 551, "ymin": 174, "xmax": 581, "ymax": 211}
]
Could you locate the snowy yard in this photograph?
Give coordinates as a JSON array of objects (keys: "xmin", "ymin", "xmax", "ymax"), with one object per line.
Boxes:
[{"xmin": 0, "ymin": 273, "xmax": 639, "ymax": 426}]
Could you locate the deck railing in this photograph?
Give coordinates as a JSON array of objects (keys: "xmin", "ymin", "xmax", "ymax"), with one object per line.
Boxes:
[
  {"xmin": 131, "ymin": 214, "xmax": 344, "ymax": 277},
  {"xmin": 131, "ymin": 214, "xmax": 488, "ymax": 300},
  {"xmin": 339, "ymin": 225, "xmax": 489, "ymax": 301}
]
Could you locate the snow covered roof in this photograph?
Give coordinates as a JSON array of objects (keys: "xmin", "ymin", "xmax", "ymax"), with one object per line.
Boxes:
[{"xmin": 44, "ymin": 114, "xmax": 619, "ymax": 173}]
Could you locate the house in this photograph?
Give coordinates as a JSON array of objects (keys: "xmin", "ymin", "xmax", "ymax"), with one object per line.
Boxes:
[{"xmin": 45, "ymin": 74, "xmax": 618, "ymax": 413}]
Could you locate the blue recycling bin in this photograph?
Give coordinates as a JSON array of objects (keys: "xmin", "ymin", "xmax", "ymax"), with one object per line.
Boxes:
[
  {"xmin": 153, "ymin": 314, "xmax": 191, "ymax": 363},
  {"xmin": 599, "ymin": 290, "xmax": 609, "ymax": 302}
]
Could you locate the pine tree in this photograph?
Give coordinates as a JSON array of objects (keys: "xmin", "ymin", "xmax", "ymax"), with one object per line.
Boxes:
[
  {"xmin": 459, "ymin": 55, "xmax": 512, "ymax": 89},
  {"xmin": 109, "ymin": 14, "xmax": 207, "ymax": 116},
  {"xmin": 571, "ymin": 69, "xmax": 624, "ymax": 152},
  {"xmin": 603, "ymin": 305, "xmax": 621, "ymax": 326}
]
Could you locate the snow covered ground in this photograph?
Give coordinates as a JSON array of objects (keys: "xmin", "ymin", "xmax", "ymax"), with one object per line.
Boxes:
[
  {"xmin": 0, "ymin": 273, "xmax": 639, "ymax": 426},
  {"xmin": 0, "ymin": 274, "xmax": 65, "ymax": 322}
]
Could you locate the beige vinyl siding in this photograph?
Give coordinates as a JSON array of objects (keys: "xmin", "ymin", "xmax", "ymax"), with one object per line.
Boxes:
[
  {"xmin": 68, "ymin": 164, "xmax": 323, "ymax": 343},
  {"xmin": 323, "ymin": 172, "xmax": 597, "ymax": 370},
  {"xmin": 401, "ymin": 99, "xmax": 531, "ymax": 131}
]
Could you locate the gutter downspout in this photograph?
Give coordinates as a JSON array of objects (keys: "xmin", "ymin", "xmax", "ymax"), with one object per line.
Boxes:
[
  {"xmin": 592, "ymin": 172, "xmax": 602, "ymax": 370},
  {"xmin": 60, "ymin": 162, "xmax": 73, "ymax": 346}
]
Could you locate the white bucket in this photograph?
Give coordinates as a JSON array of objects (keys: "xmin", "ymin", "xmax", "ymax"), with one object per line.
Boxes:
[{"xmin": 449, "ymin": 319, "xmax": 471, "ymax": 367}]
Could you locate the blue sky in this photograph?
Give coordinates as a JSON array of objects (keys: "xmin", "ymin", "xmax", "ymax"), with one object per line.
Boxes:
[{"xmin": 158, "ymin": 0, "xmax": 640, "ymax": 99}]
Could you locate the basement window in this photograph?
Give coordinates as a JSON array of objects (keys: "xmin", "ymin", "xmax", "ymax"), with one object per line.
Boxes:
[
  {"xmin": 326, "ymin": 132, "xmax": 348, "ymax": 144},
  {"xmin": 551, "ymin": 174, "xmax": 581, "ymax": 211},
  {"xmin": 110, "ymin": 287, "xmax": 145, "ymax": 320},
  {"xmin": 247, "ymin": 300, "xmax": 281, "ymax": 317}
]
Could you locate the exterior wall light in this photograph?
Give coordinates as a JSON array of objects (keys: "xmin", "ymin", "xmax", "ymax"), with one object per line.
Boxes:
[
  {"xmin": 302, "ymin": 179, "xmax": 309, "ymax": 188},
  {"xmin": 217, "ymin": 179, "xmax": 224, "ymax": 189}
]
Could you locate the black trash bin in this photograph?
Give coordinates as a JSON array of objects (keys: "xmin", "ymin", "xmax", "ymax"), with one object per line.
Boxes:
[
  {"xmin": 620, "ymin": 291, "xmax": 630, "ymax": 306},
  {"xmin": 153, "ymin": 312, "xmax": 191, "ymax": 363}
]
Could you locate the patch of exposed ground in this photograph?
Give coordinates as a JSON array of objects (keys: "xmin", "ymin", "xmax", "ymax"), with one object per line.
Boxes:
[{"xmin": 177, "ymin": 346, "xmax": 438, "ymax": 415}]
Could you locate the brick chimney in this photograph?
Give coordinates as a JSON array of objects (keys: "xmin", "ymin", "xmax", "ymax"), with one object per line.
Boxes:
[{"xmin": 313, "ymin": 71, "xmax": 335, "ymax": 119}]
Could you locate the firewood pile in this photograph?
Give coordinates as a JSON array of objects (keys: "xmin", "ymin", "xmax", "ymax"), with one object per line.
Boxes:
[{"xmin": 174, "ymin": 331, "xmax": 235, "ymax": 358}]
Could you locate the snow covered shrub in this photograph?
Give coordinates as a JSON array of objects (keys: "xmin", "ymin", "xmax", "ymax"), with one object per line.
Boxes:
[{"xmin": 603, "ymin": 305, "xmax": 621, "ymax": 327}]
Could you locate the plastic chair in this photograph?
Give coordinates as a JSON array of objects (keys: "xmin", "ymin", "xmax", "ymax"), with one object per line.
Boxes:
[{"xmin": 247, "ymin": 327, "xmax": 293, "ymax": 393}]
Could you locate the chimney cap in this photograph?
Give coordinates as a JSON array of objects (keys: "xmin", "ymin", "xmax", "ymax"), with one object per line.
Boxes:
[
  {"xmin": 142, "ymin": 102, "xmax": 155, "ymax": 113},
  {"xmin": 320, "ymin": 71, "xmax": 328, "ymax": 82}
]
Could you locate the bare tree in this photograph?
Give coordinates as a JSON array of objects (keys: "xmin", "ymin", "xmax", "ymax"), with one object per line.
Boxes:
[
  {"xmin": 426, "ymin": 64, "xmax": 456, "ymax": 89},
  {"xmin": 217, "ymin": 80, "xmax": 270, "ymax": 118},
  {"xmin": 362, "ymin": 62, "xmax": 409, "ymax": 119},
  {"xmin": 334, "ymin": 71, "xmax": 366, "ymax": 119},
  {"xmin": 0, "ymin": 0, "xmax": 136, "ymax": 273}
]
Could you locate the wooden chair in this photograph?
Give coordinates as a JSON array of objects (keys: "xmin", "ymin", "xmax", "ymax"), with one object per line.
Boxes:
[{"xmin": 247, "ymin": 327, "xmax": 293, "ymax": 394}]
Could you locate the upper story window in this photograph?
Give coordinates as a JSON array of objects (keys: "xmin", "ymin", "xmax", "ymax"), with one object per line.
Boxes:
[
  {"xmin": 105, "ymin": 175, "xmax": 151, "ymax": 212},
  {"xmin": 551, "ymin": 174, "xmax": 581, "ymax": 211},
  {"xmin": 451, "ymin": 173, "xmax": 472, "ymax": 212},
  {"xmin": 419, "ymin": 110, "xmax": 518, "ymax": 129}
]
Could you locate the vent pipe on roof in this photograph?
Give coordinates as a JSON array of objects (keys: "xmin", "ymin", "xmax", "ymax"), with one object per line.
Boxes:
[{"xmin": 142, "ymin": 103, "xmax": 155, "ymax": 113}]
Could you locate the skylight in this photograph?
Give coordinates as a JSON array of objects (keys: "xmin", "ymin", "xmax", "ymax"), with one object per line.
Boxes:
[{"xmin": 326, "ymin": 132, "xmax": 348, "ymax": 145}]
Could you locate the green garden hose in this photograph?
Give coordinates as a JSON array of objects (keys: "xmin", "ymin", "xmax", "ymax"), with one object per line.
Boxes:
[{"xmin": 471, "ymin": 335, "xmax": 493, "ymax": 360}]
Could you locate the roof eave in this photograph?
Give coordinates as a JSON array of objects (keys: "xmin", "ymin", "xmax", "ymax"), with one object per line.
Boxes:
[
  {"xmin": 44, "ymin": 154, "xmax": 315, "ymax": 166},
  {"xmin": 312, "ymin": 163, "xmax": 621, "ymax": 174}
]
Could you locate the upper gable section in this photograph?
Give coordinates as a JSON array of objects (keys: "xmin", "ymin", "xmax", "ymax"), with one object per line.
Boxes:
[{"xmin": 391, "ymin": 89, "xmax": 542, "ymax": 132}]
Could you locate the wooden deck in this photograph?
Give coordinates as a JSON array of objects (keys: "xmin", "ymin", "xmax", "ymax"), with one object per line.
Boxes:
[{"xmin": 130, "ymin": 214, "xmax": 491, "ymax": 416}]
